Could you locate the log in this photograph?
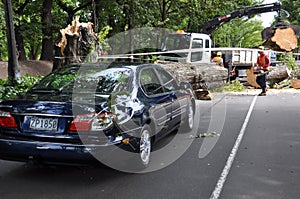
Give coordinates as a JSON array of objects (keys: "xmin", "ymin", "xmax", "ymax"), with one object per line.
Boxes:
[
  {"xmin": 268, "ymin": 65, "xmax": 291, "ymax": 85},
  {"xmin": 246, "ymin": 65, "xmax": 290, "ymax": 87},
  {"xmin": 292, "ymin": 79, "xmax": 300, "ymax": 89},
  {"xmin": 263, "ymin": 27, "xmax": 299, "ymax": 52},
  {"xmin": 158, "ymin": 61, "xmax": 228, "ymax": 100},
  {"xmin": 296, "ymin": 65, "xmax": 300, "ymax": 79},
  {"xmin": 246, "ymin": 67, "xmax": 260, "ymax": 88}
]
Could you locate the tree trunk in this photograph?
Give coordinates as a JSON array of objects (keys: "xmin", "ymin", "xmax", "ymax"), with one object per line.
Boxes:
[
  {"xmin": 15, "ymin": 25, "xmax": 27, "ymax": 61},
  {"xmin": 268, "ymin": 65, "xmax": 291, "ymax": 85},
  {"xmin": 40, "ymin": 0, "xmax": 54, "ymax": 61},
  {"xmin": 55, "ymin": 16, "xmax": 98, "ymax": 68}
]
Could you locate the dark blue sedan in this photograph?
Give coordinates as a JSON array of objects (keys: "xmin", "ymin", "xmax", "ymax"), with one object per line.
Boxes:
[{"xmin": 0, "ymin": 62, "xmax": 195, "ymax": 169}]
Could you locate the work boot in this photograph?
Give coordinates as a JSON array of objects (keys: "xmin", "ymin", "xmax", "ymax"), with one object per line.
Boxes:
[
  {"xmin": 258, "ymin": 89, "xmax": 266, "ymax": 96},
  {"xmin": 258, "ymin": 92, "xmax": 266, "ymax": 96}
]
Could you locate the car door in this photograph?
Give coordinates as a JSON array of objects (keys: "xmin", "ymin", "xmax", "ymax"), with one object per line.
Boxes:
[
  {"xmin": 139, "ymin": 67, "xmax": 173, "ymax": 137},
  {"xmin": 154, "ymin": 67, "xmax": 188, "ymax": 131}
]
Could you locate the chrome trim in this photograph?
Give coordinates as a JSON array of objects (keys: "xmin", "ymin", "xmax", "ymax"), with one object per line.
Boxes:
[
  {"xmin": 172, "ymin": 111, "xmax": 185, "ymax": 118},
  {"xmin": 158, "ymin": 117, "xmax": 171, "ymax": 126},
  {"xmin": 14, "ymin": 113, "xmax": 74, "ymax": 118},
  {"xmin": 0, "ymin": 105, "xmax": 13, "ymax": 108},
  {"xmin": 0, "ymin": 138, "xmax": 121, "ymax": 148}
]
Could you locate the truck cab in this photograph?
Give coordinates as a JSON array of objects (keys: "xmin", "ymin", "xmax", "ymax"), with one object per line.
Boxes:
[{"xmin": 160, "ymin": 32, "xmax": 212, "ymax": 63}]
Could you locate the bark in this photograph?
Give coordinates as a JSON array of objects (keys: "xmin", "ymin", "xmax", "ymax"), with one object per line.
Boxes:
[
  {"xmin": 40, "ymin": 0, "xmax": 54, "ymax": 61},
  {"xmin": 13, "ymin": 0, "xmax": 30, "ymax": 61},
  {"xmin": 15, "ymin": 26, "xmax": 27, "ymax": 61},
  {"xmin": 55, "ymin": 16, "xmax": 98, "ymax": 68},
  {"xmin": 268, "ymin": 65, "xmax": 291, "ymax": 85},
  {"xmin": 158, "ymin": 61, "xmax": 228, "ymax": 100}
]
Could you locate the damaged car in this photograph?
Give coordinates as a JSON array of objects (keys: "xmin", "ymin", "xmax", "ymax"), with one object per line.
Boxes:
[{"xmin": 0, "ymin": 62, "xmax": 195, "ymax": 168}]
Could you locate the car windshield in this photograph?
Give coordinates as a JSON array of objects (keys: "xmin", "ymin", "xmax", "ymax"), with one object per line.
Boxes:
[{"xmin": 30, "ymin": 65, "xmax": 133, "ymax": 96}]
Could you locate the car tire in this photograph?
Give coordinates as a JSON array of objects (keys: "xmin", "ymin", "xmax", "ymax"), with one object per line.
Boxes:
[{"xmin": 136, "ymin": 124, "xmax": 152, "ymax": 168}]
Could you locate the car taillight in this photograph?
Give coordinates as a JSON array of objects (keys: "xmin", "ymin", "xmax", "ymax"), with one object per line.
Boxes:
[
  {"xmin": 0, "ymin": 110, "xmax": 18, "ymax": 128},
  {"xmin": 69, "ymin": 112, "xmax": 115, "ymax": 132}
]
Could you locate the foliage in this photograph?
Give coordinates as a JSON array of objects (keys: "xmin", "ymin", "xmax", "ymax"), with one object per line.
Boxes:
[
  {"xmin": 281, "ymin": 0, "xmax": 300, "ymax": 26},
  {"xmin": 223, "ymin": 80, "xmax": 245, "ymax": 92},
  {"xmin": 0, "ymin": 0, "xmax": 298, "ymax": 61},
  {"xmin": 50, "ymin": 73, "xmax": 77, "ymax": 88},
  {"xmin": 0, "ymin": 1, "xmax": 7, "ymax": 60},
  {"xmin": 278, "ymin": 53, "xmax": 296, "ymax": 71},
  {"xmin": 212, "ymin": 18, "xmax": 264, "ymax": 47},
  {"xmin": 98, "ymin": 26, "xmax": 113, "ymax": 52},
  {"xmin": 278, "ymin": 53, "xmax": 297, "ymax": 79},
  {"xmin": 0, "ymin": 75, "xmax": 43, "ymax": 100}
]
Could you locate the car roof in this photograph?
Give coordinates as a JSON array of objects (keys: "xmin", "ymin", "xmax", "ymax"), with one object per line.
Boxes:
[{"xmin": 63, "ymin": 62, "xmax": 163, "ymax": 71}]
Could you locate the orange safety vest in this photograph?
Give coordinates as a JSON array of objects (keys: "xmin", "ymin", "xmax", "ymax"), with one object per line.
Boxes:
[
  {"xmin": 213, "ymin": 56, "xmax": 223, "ymax": 63},
  {"xmin": 257, "ymin": 54, "xmax": 270, "ymax": 70}
]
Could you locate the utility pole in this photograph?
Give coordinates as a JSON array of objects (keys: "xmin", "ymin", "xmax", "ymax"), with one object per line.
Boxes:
[{"xmin": 2, "ymin": 0, "xmax": 20, "ymax": 84}]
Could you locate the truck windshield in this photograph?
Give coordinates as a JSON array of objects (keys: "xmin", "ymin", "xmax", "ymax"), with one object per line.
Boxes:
[{"xmin": 162, "ymin": 34, "xmax": 191, "ymax": 51}]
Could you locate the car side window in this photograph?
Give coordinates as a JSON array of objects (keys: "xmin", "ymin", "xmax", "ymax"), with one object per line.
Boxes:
[
  {"xmin": 155, "ymin": 68, "xmax": 178, "ymax": 92},
  {"xmin": 140, "ymin": 68, "xmax": 164, "ymax": 95}
]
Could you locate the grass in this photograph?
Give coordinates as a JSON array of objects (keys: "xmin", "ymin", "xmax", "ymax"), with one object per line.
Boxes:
[{"xmin": 222, "ymin": 80, "xmax": 246, "ymax": 92}]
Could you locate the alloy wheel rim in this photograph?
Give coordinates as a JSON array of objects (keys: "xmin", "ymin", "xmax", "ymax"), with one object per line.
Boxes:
[
  {"xmin": 140, "ymin": 129, "xmax": 151, "ymax": 165},
  {"xmin": 188, "ymin": 104, "xmax": 194, "ymax": 129}
]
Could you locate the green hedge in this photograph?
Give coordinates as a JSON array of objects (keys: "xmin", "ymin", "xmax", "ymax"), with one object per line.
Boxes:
[{"xmin": 0, "ymin": 75, "xmax": 43, "ymax": 100}]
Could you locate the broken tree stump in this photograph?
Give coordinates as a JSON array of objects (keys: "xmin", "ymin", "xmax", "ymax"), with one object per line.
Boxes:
[{"xmin": 54, "ymin": 16, "xmax": 98, "ymax": 70}]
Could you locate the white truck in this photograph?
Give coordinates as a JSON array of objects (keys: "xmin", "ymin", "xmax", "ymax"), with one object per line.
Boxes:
[{"xmin": 159, "ymin": 31, "xmax": 276, "ymax": 81}]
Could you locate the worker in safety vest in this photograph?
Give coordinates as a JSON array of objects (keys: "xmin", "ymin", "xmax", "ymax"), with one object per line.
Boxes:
[
  {"xmin": 255, "ymin": 46, "xmax": 270, "ymax": 96},
  {"xmin": 212, "ymin": 51, "xmax": 223, "ymax": 66}
]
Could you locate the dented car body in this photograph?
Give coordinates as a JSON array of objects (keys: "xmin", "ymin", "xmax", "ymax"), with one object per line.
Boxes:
[{"xmin": 0, "ymin": 63, "xmax": 195, "ymax": 168}]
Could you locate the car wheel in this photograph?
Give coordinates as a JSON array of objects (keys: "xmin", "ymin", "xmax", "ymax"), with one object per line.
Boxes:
[
  {"xmin": 137, "ymin": 125, "xmax": 152, "ymax": 168},
  {"xmin": 183, "ymin": 103, "xmax": 194, "ymax": 131}
]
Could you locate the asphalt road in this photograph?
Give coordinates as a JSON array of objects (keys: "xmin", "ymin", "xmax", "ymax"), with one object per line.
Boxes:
[{"xmin": 0, "ymin": 90, "xmax": 299, "ymax": 199}]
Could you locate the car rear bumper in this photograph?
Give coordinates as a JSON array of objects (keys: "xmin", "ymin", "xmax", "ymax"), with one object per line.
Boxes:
[{"xmin": 0, "ymin": 138, "xmax": 122, "ymax": 165}]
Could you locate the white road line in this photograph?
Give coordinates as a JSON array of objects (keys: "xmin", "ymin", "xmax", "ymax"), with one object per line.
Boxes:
[{"xmin": 209, "ymin": 95, "xmax": 258, "ymax": 199}]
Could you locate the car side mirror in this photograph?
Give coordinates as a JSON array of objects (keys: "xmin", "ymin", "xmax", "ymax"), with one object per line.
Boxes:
[{"xmin": 180, "ymin": 81, "xmax": 192, "ymax": 90}]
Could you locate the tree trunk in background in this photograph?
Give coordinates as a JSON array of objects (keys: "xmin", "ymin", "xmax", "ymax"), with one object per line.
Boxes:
[
  {"xmin": 40, "ymin": 0, "xmax": 54, "ymax": 61},
  {"xmin": 15, "ymin": 25, "xmax": 27, "ymax": 61}
]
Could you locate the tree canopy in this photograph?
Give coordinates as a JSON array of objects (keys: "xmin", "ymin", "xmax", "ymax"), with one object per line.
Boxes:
[{"xmin": 0, "ymin": 0, "xmax": 298, "ymax": 61}]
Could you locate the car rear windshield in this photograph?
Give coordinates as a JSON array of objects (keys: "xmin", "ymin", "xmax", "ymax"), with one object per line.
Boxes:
[{"xmin": 30, "ymin": 66, "xmax": 133, "ymax": 95}]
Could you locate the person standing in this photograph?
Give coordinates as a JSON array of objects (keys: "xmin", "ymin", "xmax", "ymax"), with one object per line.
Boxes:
[
  {"xmin": 212, "ymin": 51, "xmax": 224, "ymax": 66},
  {"xmin": 256, "ymin": 46, "xmax": 270, "ymax": 96}
]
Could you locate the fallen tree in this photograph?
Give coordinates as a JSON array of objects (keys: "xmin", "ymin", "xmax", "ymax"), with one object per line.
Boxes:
[{"xmin": 158, "ymin": 61, "xmax": 228, "ymax": 100}]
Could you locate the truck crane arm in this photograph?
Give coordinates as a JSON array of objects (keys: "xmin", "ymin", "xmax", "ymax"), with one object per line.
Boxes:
[{"xmin": 200, "ymin": 2, "xmax": 281, "ymax": 35}]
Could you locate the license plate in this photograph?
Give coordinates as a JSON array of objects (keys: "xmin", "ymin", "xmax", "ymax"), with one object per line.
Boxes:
[{"xmin": 29, "ymin": 117, "xmax": 58, "ymax": 131}]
